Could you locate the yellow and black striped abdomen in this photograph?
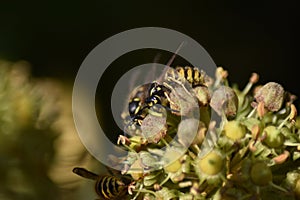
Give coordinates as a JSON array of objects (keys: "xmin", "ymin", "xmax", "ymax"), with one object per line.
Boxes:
[
  {"xmin": 175, "ymin": 66, "xmax": 205, "ymax": 88},
  {"xmin": 72, "ymin": 167, "xmax": 129, "ymax": 200},
  {"xmin": 95, "ymin": 175, "xmax": 127, "ymax": 200}
]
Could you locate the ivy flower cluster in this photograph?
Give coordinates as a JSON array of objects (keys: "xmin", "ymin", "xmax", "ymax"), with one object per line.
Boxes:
[{"xmin": 114, "ymin": 66, "xmax": 300, "ymax": 200}]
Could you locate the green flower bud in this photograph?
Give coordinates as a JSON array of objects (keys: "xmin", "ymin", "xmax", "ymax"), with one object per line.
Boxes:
[
  {"xmin": 254, "ymin": 82, "xmax": 284, "ymax": 112},
  {"xmin": 223, "ymin": 120, "xmax": 247, "ymax": 141},
  {"xmin": 197, "ymin": 150, "xmax": 224, "ymax": 176},
  {"xmin": 163, "ymin": 149, "xmax": 183, "ymax": 173},
  {"xmin": 262, "ymin": 125, "xmax": 285, "ymax": 148},
  {"xmin": 250, "ymin": 162, "xmax": 272, "ymax": 186}
]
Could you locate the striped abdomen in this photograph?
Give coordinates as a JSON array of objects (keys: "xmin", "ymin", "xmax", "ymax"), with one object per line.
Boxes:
[
  {"xmin": 95, "ymin": 175, "xmax": 127, "ymax": 200},
  {"xmin": 175, "ymin": 66, "xmax": 205, "ymax": 88}
]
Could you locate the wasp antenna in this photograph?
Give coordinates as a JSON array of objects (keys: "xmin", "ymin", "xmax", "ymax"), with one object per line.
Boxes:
[
  {"xmin": 166, "ymin": 41, "xmax": 186, "ymax": 67},
  {"xmin": 72, "ymin": 167, "xmax": 99, "ymax": 180},
  {"xmin": 157, "ymin": 41, "xmax": 186, "ymax": 83}
]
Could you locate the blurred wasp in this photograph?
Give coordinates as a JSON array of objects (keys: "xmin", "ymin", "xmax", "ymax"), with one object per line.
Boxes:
[{"xmin": 72, "ymin": 167, "xmax": 134, "ymax": 200}]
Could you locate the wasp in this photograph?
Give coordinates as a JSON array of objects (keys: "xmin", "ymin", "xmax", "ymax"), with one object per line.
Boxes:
[
  {"xmin": 124, "ymin": 42, "xmax": 210, "ymax": 134},
  {"xmin": 126, "ymin": 66, "xmax": 209, "ymax": 129},
  {"xmin": 72, "ymin": 167, "xmax": 134, "ymax": 200}
]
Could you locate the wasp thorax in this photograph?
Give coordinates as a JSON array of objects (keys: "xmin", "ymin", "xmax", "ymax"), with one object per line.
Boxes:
[
  {"xmin": 210, "ymin": 85, "xmax": 239, "ymax": 120},
  {"xmin": 254, "ymin": 82, "xmax": 285, "ymax": 112}
]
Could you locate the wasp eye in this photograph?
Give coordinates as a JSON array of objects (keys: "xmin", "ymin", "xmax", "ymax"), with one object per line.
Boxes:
[{"xmin": 128, "ymin": 100, "xmax": 140, "ymax": 116}]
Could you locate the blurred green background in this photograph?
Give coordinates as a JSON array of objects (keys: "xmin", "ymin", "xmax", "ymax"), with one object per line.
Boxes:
[{"xmin": 0, "ymin": 1, "xmax": 298, "ymax": 199}]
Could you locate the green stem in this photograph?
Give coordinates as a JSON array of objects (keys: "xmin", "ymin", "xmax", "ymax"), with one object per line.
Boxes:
[
  {"xmin": 278, "ymin": 115, "xmax": 290, "ymax": 129},
  {"xmin": 247, "ymin": 107, "xmax": 257, "ymax": 118},
  {"xmin": 269, "ymin": 182, "xmax": 289, "ymax": 193},
  {"xmin": 242, "ymin": 82, "xmax": 253, "ymax": 96},
  {"xmin": 159, "ymin": 173, "xmax": 171, "ymax": 186},
  {"xmin": 131, "ymin": 183, "xmax": 143, "ymax": 200},
  {"xmin": 132, "ymin": 188, "xmax": 158, "ymax": 198}
]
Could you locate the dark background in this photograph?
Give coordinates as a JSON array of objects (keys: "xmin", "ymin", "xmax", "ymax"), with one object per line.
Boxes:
[{"xmin": 0, "ymin": 1, "xmax": 298, "ymax": 104}]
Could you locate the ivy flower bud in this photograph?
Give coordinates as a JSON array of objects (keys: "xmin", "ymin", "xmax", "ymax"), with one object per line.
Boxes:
[
  {"xmin": 197, "ymin": 151, "xmax": 224, "ymax": 176},
  {"xmin": 254, "ymin": 82, "xmax": 284, "ymax": 112},
  {"xmin": 215, "ymin": 66, "xmax": 228, "ymax": 81},
  {"xmin": 163, "ymin": 149, "xmax": 183, "ymax": 173},
  {"xmin": 262, "ymin": 125, "xmax": 285, "ymax": 148},
  {"xmin": 210, "ymin": 86, "xmax": 239, "ymax": 119},
  {"xmin": 222, "ymin": 120, "xmax": 247, "ymax": 141},
  {"xmin": 194, "ymin": 150, "xmax": 225, "ymax": 185},
  {"xmin": 250, "ymin": 161, "xmax": 272, "ymax": 186}
]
